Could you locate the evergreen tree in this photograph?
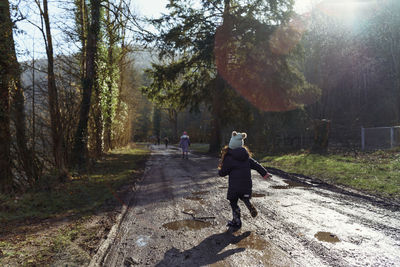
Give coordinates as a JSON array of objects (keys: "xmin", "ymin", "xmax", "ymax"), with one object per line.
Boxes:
[{"xmin": 143, "ymin": 0, "xmax": 318, "ymax": 152}]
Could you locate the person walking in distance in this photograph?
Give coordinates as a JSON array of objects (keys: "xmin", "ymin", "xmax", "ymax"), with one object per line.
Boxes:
[
  {"xmin": 218, "ymin": 131, "xmax": 272, "ymax": 229},
  {"xmin": 164, "ymin": 136, "xmax": 169, "ymax": 148},
  {"xmin": 179, "ymin": 131, "xmax": 190, "ymax": 159}
]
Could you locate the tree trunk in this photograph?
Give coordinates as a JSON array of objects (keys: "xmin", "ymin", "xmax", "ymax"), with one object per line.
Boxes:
[
  {"xmin": 42, "ymin": 0, "xmax": 67, "ymax": 178},
  {"xmin": 73, "ymin": 0, "xmax": 101, "ymax": 168},
  {"xmin": 104, "ymin": 3, "xmax": 116, "ymax": 151},
  {"xmin": 209, "ymin": 73, "xmax": 224, "ymax": 153},
  {"xmin": 168, "ymin": 108, "xmax": 178, "ymax": 143},
  {"xmin": 12, "ymin": 76, "xmax": 40, "ymax": 184},
  {"xmin": 0, "ymin": 0, "xmax": 13, "ymax": 192},
  {"xmin": 153, "ymin": 106, "xmax": 161, "ymax": 141},
  {"xmin": 209, "ymin": 0, "xmax": 230, "ymax": 153},
  {"xmin": 92, "ymin": 75, "xmax": 103, "ymax": 157}
]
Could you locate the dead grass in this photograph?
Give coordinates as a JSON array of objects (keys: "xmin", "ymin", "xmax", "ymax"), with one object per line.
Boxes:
[{"xmin": 0, "ymin": 144, "xmax": 150, "ymax": 266}]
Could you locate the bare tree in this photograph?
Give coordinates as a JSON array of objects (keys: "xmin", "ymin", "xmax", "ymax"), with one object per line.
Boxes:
[{"xmin": 33, "ymin": 0, "xmax": 68, "ymax": 178}]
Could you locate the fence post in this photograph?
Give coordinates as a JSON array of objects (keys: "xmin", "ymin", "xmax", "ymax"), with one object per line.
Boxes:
[
  {"xmin": 390, "ymin": 127, "xmax": 394, "ymax": 149},
  {"xmin": 361, "ymin": 127, "xmax": 365, "ymax": 151}
]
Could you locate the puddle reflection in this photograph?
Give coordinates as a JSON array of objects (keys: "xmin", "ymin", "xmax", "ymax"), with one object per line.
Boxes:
[{"xmin": 314, "ymin": 232, "xmax": 340, "ymax": 243}]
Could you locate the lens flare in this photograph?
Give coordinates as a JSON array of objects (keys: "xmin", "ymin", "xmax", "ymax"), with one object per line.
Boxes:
[
  {"xmin": 314, "ymin": 0, "xmax": 380, "ymax": 21},
  {"xmin": 215, "ymin": 14, "xmax": 318, "ymax": 112},
  {"xmin": 269, "ymin": 14, "xmax": 309, "ymax": 55}
]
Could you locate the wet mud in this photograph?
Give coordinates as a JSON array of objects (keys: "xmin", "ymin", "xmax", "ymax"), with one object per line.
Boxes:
[
  {"xmin": 271, "ymin": 179, "xmax": 311, "ymax": 189},
  {"xmin": 101, "ymin": 146, "xmax": 400, "ymax": 267},
  {"xmin": 162, "ymin": 219, "xmax": 212, "ymax": 231},
  {"xmin": 234, "ymin": 231, "xmax": 270, "ymax": 251},
  {"xmin": 185, "ymin": 196, "xmax": 203, "ymax": 201},
  {"xmin": 191, "ymin": 191, "xmax": 209, "ymax": 196},
  {"xmin": 182, "ymin": 209, "xmax": 196, "ymax": 216}
]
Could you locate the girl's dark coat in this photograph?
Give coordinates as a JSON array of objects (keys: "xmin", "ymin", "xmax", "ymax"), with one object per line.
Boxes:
[{"xmin": 218, "ymin": 147, "xmax": 267, "ymax": 200}]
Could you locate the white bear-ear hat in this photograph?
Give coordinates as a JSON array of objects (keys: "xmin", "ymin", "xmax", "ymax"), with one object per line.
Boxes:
[{"xmin": 228, "ymin": 131, "xmax": 247, "ymax": 149}]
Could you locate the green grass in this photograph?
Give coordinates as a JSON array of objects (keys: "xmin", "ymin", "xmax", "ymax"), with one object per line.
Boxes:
[
  {"xmin": 190, "ymin": 143, "xmax": 210, "ymax": 153},
  {"xmin": 260, "ymin": 151, "xmax": 400, "ymax": 199},
  {"xmin": 0, "ymin": 145, "xmax": 150, "ymax": 224}
]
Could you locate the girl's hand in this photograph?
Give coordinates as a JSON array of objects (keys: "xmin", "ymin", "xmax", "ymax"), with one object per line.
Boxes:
[{"xmin": 263, "ymin": 173, "xmax": 272, "ymax": 179}]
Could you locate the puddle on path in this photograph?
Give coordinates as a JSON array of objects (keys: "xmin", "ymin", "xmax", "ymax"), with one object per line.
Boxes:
[
  {"xmin": 136, "ymin": 235, "xmax": 150, "ymax": 247},
  {"xmin": 271, "ymin": 179, "xmax": 310, "ymax": 189},
  {"xmin": 314, "ymin": 232, "xmax": 340, "ymax": 243},
  {"xmin": 163, "ymin": 220, "xmax": 212, "ymax": 231},
  {"xmin": 234, "ymin": 232, "xmax": 270, "ymax": 251},
  {"xmin": 212, "ymin": 232, "xmax": 294, "ymax": 267},
  {"xmin": 252, "ymin": 193, "xmax": 266, "ymax": 198}
]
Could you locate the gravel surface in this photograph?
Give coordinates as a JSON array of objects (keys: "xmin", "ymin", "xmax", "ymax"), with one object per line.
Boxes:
[{"xmin": 100, "ymin": 145, "xmax": 400, "ymax": 267}]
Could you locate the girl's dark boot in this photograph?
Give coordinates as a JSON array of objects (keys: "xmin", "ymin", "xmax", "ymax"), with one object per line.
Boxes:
[
  {"xmin": 243, "ymin": 198, "xmax": 258, "ymax": 218},
  {"xmin": 227, "ymin": 207, "xmax": 241, "ymax": 229}
]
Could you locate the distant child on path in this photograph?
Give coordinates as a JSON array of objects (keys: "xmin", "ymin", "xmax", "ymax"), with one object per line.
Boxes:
[
  {"xmin": 164, "ymin": 136, "xmax": 169, "ymax": 148},
  {"xmin": 179, "ymin": 131, "xmax": 190, "ymax": 159},
  {"xmin": 218, "ymin": 131, "xmax": 272, "ymax": 229}
]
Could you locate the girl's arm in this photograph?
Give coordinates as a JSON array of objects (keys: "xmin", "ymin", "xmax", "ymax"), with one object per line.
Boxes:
[
  {"xmin": 249, "ymin": 158, "xmax": 269, "ymax": 178},
  {"xmin": 218, "ymin": 158, "xmax": 231, "ymax": 177}
]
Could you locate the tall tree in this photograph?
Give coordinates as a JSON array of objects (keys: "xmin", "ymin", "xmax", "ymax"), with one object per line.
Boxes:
[
  {"xmin": 152, "ymin": 106, "xmax": 161, "ymax": 139},
  {"xmin": 34, "ymin": 0, "xmax": 68, "ymax": 176},
  {"xmin": 0, "ymin": 0, "xmax": 14, "ymax": 192},
  {"xmin": 143, "ymin": 0, "xmax": 318, "ymax": 152},
  {"xmin": 73, "ymin": 0, "xmax": 101, "ymax": 167},
  {"xmin": 103, "ymin": 0, "xmax": 118, "ymax": 151}
]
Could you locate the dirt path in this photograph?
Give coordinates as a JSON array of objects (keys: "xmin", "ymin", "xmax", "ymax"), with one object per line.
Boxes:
[{"xmin": 100, "ymin": 146, "xmax": 400, "ymax": 266}]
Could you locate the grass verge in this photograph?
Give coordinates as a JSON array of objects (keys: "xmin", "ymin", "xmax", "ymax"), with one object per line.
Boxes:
[
  {"xmin": 190, "ymin": 143, "xmax": 210, "ymax": 154},
  {"xmin": 260, "ymin": 150, "xmax": 400, "ymax": 200},
  {"xmin": 0, "ymin": 144, "xmax": 150, "ymax": 266}
]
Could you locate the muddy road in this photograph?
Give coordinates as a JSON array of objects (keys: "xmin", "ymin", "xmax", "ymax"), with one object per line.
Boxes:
[{"xmin": 99, "ymin": 146, "xmax": 400, "ymax": 267}]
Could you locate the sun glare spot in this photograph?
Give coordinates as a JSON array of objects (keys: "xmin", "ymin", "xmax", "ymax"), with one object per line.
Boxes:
[{"xmin": 315, "ymin": 0, "xmax": 379, "ymax": 23}]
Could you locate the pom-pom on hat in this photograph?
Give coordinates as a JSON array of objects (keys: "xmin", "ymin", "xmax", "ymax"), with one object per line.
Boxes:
[{"xmin": 228, "ymin": 131, "xmax": 247, "ymax": 149}]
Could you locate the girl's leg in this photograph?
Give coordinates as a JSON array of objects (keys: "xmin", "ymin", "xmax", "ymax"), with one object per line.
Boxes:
[
  {"xmin": 228, "ymin": 198, "xmax": 241, "ymax": 228},
  {"xmin": 242, "ymin": 196, "xmax": 258, "ymax": 218}
]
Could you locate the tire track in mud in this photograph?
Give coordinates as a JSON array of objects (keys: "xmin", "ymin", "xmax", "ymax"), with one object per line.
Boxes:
[
  {"xmin": 310, "ymin": 190, "xmax": 400, "ymax": 241},
  {"xmin": 252, "ymin": 194, "xmax": 350, "ymax": 267},
  {"xmin": 252, "ymin": 176, "xmax": 400, "ymax": 267}
]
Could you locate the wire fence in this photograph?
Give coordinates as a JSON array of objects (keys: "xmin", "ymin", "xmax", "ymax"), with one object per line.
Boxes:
[{"xmin": 361, "ymin": 126, "xmax": 400, "ymax": 151}]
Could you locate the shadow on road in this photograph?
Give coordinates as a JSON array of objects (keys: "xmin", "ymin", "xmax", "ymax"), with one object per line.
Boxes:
[{"xmin": 155, "ymin": 231, "xmax": 250, "ymax": 266}]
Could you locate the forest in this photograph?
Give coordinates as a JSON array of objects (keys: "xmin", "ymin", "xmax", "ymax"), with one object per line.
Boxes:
[{"xmin": 1, "ymin": 0, "xmax": 400, "ymax": 193}]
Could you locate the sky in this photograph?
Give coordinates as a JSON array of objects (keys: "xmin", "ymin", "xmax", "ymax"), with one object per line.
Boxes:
[{"xmin": 133, "ymin": 0, "xmax": 319, "ymax": 18}]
